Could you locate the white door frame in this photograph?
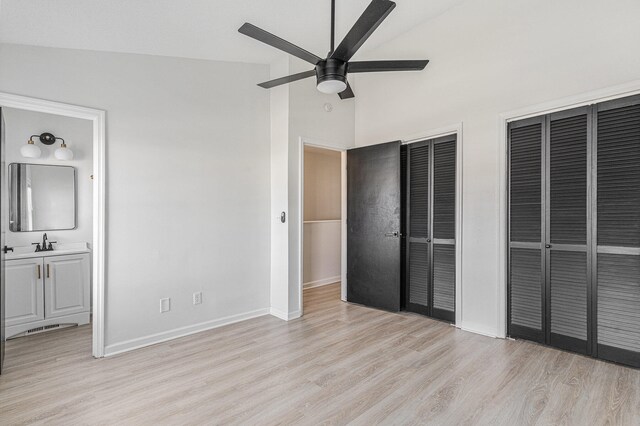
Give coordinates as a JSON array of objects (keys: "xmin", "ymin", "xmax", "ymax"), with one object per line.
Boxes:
[
  {"xmin": 0, "ymin": 92, "xmax": 106, "ymax": 357},
  {"xmin": 401, "ymin": 123, "xmax": 464, "ymax": 326},
  {"xmin": 497, "ymin": 79, "xmax": 640, "ymax": 339},
  {"xmin": 298, "ymin": 137, "xmax": 347, "ymax": 315}
]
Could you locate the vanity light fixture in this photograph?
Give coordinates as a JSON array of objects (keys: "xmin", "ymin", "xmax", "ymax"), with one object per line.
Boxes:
[{"xmin": 21, "ymin": 132, "xmax": 74, "ymax": 161}]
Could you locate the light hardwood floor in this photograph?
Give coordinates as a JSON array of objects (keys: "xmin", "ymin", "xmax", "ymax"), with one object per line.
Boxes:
[{"xmin": 1, "ymin": 283, "xmax": 639, "ymax": 425}]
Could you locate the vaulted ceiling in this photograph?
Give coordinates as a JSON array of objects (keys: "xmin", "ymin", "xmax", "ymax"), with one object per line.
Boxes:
[{"xmin": 0, "ymin": 0, "xmax": 465, "ymax": 64}]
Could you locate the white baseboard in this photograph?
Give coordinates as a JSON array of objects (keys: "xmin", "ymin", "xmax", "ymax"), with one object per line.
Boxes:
[
  {"xmin": 303, "ymin": 276, "xmax": 340, "ymax": 289},
  {"xmin": 103, "ymin": 308, "xmax": 269, "ymax": 357},
  {"xmin": 269, "ymin": 307, "xmax": 302, "ymax": 321}
]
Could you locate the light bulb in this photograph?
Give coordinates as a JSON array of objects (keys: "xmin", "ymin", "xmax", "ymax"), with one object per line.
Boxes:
[
  {"xmin": 54, "ymin": 142, "xmax": 74, "ymax": 160},
  {"xmin": 317, "ymin": 79, "xmax": 347, "ymax": 94},
  {"xmin": 21, "ymin": 140, "xmax": 42, "ymax": 158}
]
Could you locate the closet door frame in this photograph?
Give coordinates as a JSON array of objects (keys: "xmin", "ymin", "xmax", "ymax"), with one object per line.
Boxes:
[{"xmin": 405, "ymin": 135, "xmax": 456, "ymax": 322}]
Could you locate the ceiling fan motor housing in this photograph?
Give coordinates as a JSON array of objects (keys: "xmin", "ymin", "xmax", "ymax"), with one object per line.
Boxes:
[{"xmin": 316, "ymin": 58, "xmax": 348, "ymax": 86}]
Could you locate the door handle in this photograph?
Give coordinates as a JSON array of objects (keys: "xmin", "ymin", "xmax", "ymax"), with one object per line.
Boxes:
[
  {"xmin": 385, "ymin": 231, "xmax": 399, "ymax": 238},
  {"xmin": 47, "ymin": 264, "xmax": 50, "ymax": 278},
  {"xmin": 545, "ymin": 244, "xmax": 552, "ymax": 249},
  {"xmin": 37, "ymin": 264, "xmax": 41, "ymax": 279}
]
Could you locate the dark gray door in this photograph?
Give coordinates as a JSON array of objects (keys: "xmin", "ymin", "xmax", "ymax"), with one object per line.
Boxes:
[
  {"xmin": 546, "ymin": 107, "xmax": 591, "ymax": 355},
  {"xmin": 508, "ymin": 94, "xmax": 640, "ymax": 368},
  {"xmin": 508, "ymin": 108, "xmax": 592, "ymax": 353},
  {"xmin": 405, "ymin": 136, "xmax": 456, "ymax": 322},
  {"xmin": 508, "ymin": 117, "xmax": 545, "ymax": 343},
  {"xmin": 347, "ymin": 141, "xmax": 401, "ymax": 312},
  {"xmin": 0, "ymin": 108, "xmax": 6, "ymax": 374},
  {"xmin": 593, "ymin": 96, "xmax": 640, "ymax": 368}
]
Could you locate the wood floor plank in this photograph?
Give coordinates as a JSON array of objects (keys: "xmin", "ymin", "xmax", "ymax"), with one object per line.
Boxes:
[{"xmin": 1, "ymin": 282, "xmax": 639, "ymax": 425}]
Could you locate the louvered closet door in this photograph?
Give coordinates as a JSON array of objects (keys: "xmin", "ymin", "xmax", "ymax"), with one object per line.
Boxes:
[
  {"xmin": 508, "ymin": 117, "xmax": 545, "ymax": 342},
  {"xmin": 405, "ymin": 136, "xmax": 456, "ymax": 322},
  {"xmin": 546, "ymin": 108, "xmax": 591, "ymax": 354},
  {"xmin": 431, "ymin": 138, "xmax": 456, "ymax": 322},
  {"xmin": 406, "ymin": 141, "xmax": 431, "ymax": 315},
  {"xmin": 594, "ymin": 96, "xmax": 640, "ymax": 368}
]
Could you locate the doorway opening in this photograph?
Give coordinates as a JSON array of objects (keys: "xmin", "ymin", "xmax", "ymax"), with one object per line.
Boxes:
[
  {"xmin": 0, "ymin": 93, "xmax": 106, "ymax": 373},
  {"xmin": 300, "ymin": 143, "xmax": 346, "ymax": 315}
]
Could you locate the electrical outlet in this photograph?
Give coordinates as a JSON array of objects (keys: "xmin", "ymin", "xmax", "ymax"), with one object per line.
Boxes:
[
  {"xmin": 160, "ymin": 298, "xmax": 171, "ymax": 313},
  {"xmin": 193, "ymin": 292, "xmax": 202, "ymax": 305}
]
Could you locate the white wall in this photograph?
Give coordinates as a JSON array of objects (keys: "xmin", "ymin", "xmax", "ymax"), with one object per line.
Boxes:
[
  {"xmin": 303, "ymin": 146, "xmax": 341, "ymax": 287},
  {"xmin": 353, "ymin": 0, "xmax": 640, "ymax": 336},
  {"xmin": 269, "ymin": 58, "xmax": 291, "ymax": 319},
  {"xmin": 0, "ymin": 44, "xmax": 271, "ymax": 352},
  {"xmin": 2, "ymin": 108, "xmax": 93, "ymax": 248}
]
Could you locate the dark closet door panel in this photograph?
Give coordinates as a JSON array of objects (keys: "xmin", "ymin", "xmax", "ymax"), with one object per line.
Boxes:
[
  {"xmin": 510, "ymin": 248, "xmax": 543, "ymax": 340},
  {"xmin": 408, "ymin": 242, "xmax": 429, "ymax": 307},
  {"xmin": 597, "ymin": 103, "xmax": 640, "ymax": 247},
  {"xmin": 433, "ymin": 141, "xmax": 456, "ymax": 240},
  {"xmin": 510, "ymin": 123, "xmax": 543, "ymax": 243},
  {"xmin": 550, "ymin": 251, "xmax": 588, "ymax": 352},
  {"xmin": 432, "ymin": 244, "xmax": 455, "ymax": 313},
  {"xmin": 550, "ymin": 115, "xmax": 588, "ymax": 245},
  {"xmin": 406, "ymin": 142, "xmax": 430, "ymax": 314},
  {"xmin": 597, "ymin": 253, "xmax": 640, "ymax": 366}
]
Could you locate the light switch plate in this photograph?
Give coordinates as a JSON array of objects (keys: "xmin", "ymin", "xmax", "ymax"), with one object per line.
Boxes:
[{"xmin": 193, "ymin": 292, "xmax": 202, "ymax": 305}]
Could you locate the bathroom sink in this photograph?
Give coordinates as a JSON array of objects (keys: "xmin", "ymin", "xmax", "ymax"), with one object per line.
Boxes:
[{"xmin": 6, "ymin": 242, "xmax": 90, "ymax": 260}]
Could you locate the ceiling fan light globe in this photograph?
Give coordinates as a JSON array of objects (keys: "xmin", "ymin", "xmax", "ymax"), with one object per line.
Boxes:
[{"xmin": 317, "ymin": 79, "xmax": 347, "ymax": 95}]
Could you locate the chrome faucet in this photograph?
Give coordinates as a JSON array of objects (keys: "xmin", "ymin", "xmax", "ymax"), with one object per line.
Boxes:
[{"xmin": 42, "ymin": 233, "xmax": 48, "ymax": 250}]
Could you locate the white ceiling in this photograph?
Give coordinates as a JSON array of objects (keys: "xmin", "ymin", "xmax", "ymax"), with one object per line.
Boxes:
[{"xmin": 0, "ymin": 0, "xmax": 465, "ymax": 64}]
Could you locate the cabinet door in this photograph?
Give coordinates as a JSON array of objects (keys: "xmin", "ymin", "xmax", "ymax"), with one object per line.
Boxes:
[
  {"xmin": 45, "ymin": 253, "xmax": 90, "ymax": 319},
  {"xmin": 6, "ymin": 258, "xmax": 44, "ymax": 327}
]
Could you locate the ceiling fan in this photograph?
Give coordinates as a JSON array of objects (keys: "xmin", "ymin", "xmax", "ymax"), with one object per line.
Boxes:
[{"xmin": 238, "ymin": 0, "xmax": 429, "ymax": 99}]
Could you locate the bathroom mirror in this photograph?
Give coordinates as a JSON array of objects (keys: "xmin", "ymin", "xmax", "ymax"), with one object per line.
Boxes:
[{"xmin": 9, "ymin": 163, "xmax": 76, "ymax": 232}]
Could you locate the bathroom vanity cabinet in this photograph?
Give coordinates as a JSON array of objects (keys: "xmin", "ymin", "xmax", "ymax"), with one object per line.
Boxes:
[{"xmin": 5, "ymin": 250, "xmax": 90, "ymax": 338}]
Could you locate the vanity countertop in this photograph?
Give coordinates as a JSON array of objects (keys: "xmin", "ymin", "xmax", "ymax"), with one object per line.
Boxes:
[{"xmin": 6, "ymin": 242, "xmax": 91, "ymax": 260}]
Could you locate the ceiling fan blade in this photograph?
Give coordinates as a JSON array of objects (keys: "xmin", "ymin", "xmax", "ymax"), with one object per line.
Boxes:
[
  {"xmin": 348, "ymin": 60, "xmax": 429, "ymax": 73},
  {"xmin": 239, "ymin": 23, "xmax": 323, "ymax": 65},
  {"xmin": 330, "ymin": 0, "xmax": 396, "ymax": 62},
  {"xmin": 257, "ymin": 70, "xmax": 316, "ymax": 89},
  {"xmin": 338, "ymin": 82, "xmax": 355, "ymax": 100}
]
